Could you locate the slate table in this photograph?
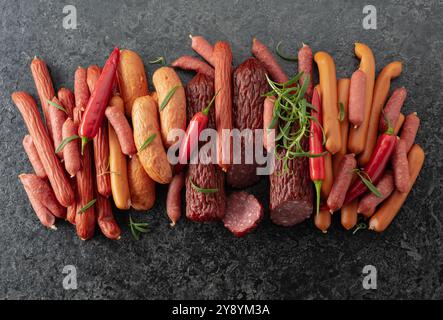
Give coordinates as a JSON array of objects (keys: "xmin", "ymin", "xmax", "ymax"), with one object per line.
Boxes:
[{"xmin": 0, "ymin": 0, "xmax": 442, "ymax": 299}]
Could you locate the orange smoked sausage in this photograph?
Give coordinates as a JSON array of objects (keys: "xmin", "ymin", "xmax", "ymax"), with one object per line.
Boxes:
[
  {"xmin": 369, "ymin": 144, "xmax": 425, "ymax": 232},
  {"xmin": 347, "ymin": 43, "xmax": 375, "ymax": 155},
  {"xmin": 314, "ymin": 51, "xmax": 341, "ymax": 155}
]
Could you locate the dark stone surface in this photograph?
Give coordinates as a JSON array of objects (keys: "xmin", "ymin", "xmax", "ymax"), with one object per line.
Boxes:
[{"xmin": 0, "ymin": 0, "xmax": 442, "ymax": 299}]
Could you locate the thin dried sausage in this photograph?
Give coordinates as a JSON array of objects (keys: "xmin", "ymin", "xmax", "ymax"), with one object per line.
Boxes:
[{"xmin": 12, "ymin": 92, "xmax": 74, "ymax": 207}]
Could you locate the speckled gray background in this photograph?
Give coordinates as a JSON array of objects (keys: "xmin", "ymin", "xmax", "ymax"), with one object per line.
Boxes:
[{"xmin": 0, "ymin": 0, "xmax": 442, "ymax": 300}]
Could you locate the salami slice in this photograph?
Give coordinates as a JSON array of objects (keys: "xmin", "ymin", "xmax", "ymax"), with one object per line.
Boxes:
[{"xmin": 223, "ymin": 192, "xmax": 263, "ymax": 237}]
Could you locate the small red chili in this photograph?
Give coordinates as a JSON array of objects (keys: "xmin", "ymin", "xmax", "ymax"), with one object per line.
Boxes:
[
  {"xmin": 344, "ymin": 126, "xmax": 397, "ymax": 205},
  {"xmin": 79, "ymin": 47, "xmax": 120, "ymax": 153},
  {"xmin": 175, "ymin": 92, "xmax": 218, "ymax": 173},
  {"xmin": 309, "ymin": 87, "xmax": 325, "ymax": 215}
]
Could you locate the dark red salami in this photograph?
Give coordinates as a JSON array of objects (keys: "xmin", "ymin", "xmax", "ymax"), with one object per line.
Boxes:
[
  {"xmin": 186, "ymin": 73, "xmax": 216, "ymax": 128},
  {"xmin": 270, "ymin": 149, "xmax": 313, "ymax": 226},
  {"xmin": 223, "ymin": 191, "xmax": 263, "ymax": 237},
  {"xmin": 227, "ymin": 57, "xmax": 268, "ymax": 188},
  {"xmin": 185, "ymin": 73, "xmax": 226, "ymax": 222}
]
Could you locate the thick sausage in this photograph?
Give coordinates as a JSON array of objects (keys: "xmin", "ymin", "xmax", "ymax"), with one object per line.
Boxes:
[
  {"xmin": 12, "ymin": 92, "xmax": 74, "ymax": 207},
  {"xmin": 327, "ymin": 153, "xmax": 357, "ymax": 212},
  {"xmin": 171, "ymin": 56, "xmax": 215, "ymax": 78},
  {"xmin": 117, "ymin": 49, "xmax": 149, "ymax": 117},
  {"xmin": 358, "ymin": 61, "xmax": 402, "ymax": 166},
  {"xmin": 185, "ymin": 75, "xmax": 226, "ymax": 222},
  {"xmin": 75, "ymin": 143, "xmax": 96, "ymax": 240},
  {"xmin": 251, "ymin": 37, "xmax": 288, "ymax": 83},
  {"xmin": 30, "ymin": 57, "xmax": 55, "ymax": 139},
  {"xmin": 379, "ymin": 87, "xmax": 407, "ymax": 132},
  {"xmin": 213, "ymin": 41, "xmax": 233, "ymax": 171},
  {"xmin": 263, "ymin": 96, "xmax": 276, "ymax": 152},
  {"xmin": 347, "ymin": 43, "xmax": 376, "ymax": 155},
  {"xmin": 186, "ymin": 73, "xmax": 216, "ymax": 127},
  {"xmin": 19, "ymin": 174, "xmax": 56, "ymax": 229},
  {"xmin": 166, "ymin": 172, "xmax": 185, "ymax": 227},
  {"xmin": 22, "ymin": 135, "xmax": 46, "ymax": 179},
  {"xmin": 332, "ymin": 78, "xmax": 350, "ymax": 175},
  {"xmin": 105, "ymin": 106, "xmax": 137, "ymax": 156},
  {"xmin": 400, "ymin": 112, "xmax": 420, "ymax": 152},
  {"xmin": 49, "ymin": 96, "xmax": 67, "ymax": 158},
  {"xmin": 270, "ymin": 149, "xmax": 313, "ymax": 226},
  {"xmin": 57, "ymin": 88, "xmax": 75, "ymax": 120},
  {"xmin": 298, "ymin": 44, "xmax": 313, "ymax": 101},
  {"xmin": 128, "ymin": 155, "xmax": 156, "ymax": 210},
  {"xmin": 96, "ymin": 194, "xmax": 121, "ymax": 240},
  {"xmin": 314, "ymin": 209, "xmax": 331, "ymax": 233},
  {"xmin": 227, "ymin": 58, "xmax": 268, "ymax": 188},
  {"xmin": 341, "ymin": 199, "xmax": 358, "ymax": 230},
  {"xmin": 223, "ymin": 191, "xmax": 263, "ymax": 237},
  {"xmin": 190, "ymin": 35, "xmax": 215, "ymax": 66},
  {"xmin": 18, "ymin": 173, "xmax": 66, "ymax": 219},
  {"xmin": 357, "ymin": 171, "xmax": 394, "ymax": 218},
  {"xmin": 369, "ymin": 144, "xmax": 425, "ymax": 232},
  {"xmin": 62, "ymin": 118, "xmax": 81, "ymax": 177},
  {"xmin": 132, "ymin": 95, "xmax": 172, "ymax": 184},
  {"xmin": 108, "ymin": 96, "xmax": 131, "ymax": 209},
  {"xmin": 348, "ymin": 70, "xmax": 366, "ymax": 128},
  {"xmin": 186, "ymin": 161, "xmax": 226, "ymax": 222},
  {"xmin": 314, "ymin": 51, "xmax": 341, "ymax": 154},
  {"xmin": 391, "ymin": 139, "xmax": 410, "ymax": 192},
  {"xmin": 74, "ymin": 66, "xmax": 90, "ymax": 111},
  {"xmin": 152, "ymin": 67, "xmax": 186, "ymax": 148}
]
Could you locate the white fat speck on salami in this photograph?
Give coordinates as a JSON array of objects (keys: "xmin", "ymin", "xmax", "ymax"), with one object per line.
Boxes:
[{"xmin": 223, "ymin": 192, "xmax": 263, "ymax": 237}]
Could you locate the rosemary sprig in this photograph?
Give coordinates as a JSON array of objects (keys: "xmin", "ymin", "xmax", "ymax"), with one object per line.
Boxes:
[
  {"xmin": 47, "ymin": 99, "xmax": 67, "ymax": 114},
  {"xmin": 275, "ymin": 41, "xmax": 298, "ymax": 62},
  {"xmin": 77, "ymin": 199, "xmax": 96, "ymax": 214},
  {"xmin": 55, "ymin": 135, "xmax": 80, "ymax": 153},
  {"xmin": 189, "ymin": 178, "xmax": 218, "ymax": 194},
  {"xmin": 138, "ymin": 133, "xmax": 156, "ymax": 152},
  {"xmin": 266, "ymin": 73, "xmax": 324, "ymax": 172},
  {"xmin": 129, "ymin": 216, "xmax": 149, "ymax": 240},
  {"xmin": 149, "ymin": 56, "xmax": 166, "ymax": 65},
  {"xmin": 159, "ymin": 86, "xmax": 180, "ymax": 111}
]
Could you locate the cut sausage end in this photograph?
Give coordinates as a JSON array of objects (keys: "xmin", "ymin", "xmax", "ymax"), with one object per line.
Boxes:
[
  {"xmin": 223, "ymin": 192, "xmax": 263, "ymax": 237},
  {"xmin": 271, "ymin": 200, "xmax": 313, "ymax": 226}
]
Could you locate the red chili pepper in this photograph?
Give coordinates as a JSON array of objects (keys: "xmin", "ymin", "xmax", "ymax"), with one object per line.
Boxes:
[
  {"xmin": 344, "ymin": 126, "xmax": 397, "ymax": 205},
  {"xmin": 309, "ymin": 87, "xmax": 325, "ymax": 215},
  {"xmin": 175, "ymin": 92, "xmax": 218, "ymax": 173},
  {"xmin": 79, "ymin": 47, "xmax": 120, "ymax": 152}
]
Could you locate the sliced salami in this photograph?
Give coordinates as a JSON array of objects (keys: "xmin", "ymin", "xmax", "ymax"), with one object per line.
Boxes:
[{"xmin": 223, "ymin": 192, "xmax": 263, "ymax": 237}]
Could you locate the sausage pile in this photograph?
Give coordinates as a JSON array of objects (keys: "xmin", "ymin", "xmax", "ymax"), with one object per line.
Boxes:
[{"xmin": 12, "ymin": 36, "xmax": 424, "ymax": 241}]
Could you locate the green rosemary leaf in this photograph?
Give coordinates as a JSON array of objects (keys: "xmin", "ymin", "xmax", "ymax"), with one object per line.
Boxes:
[
  {"xmin": 189, "ymin": 178, "xmax": 218, "ymax": 194},
  {"xmin": 55, "ymin": 135, "xmax": 80, "ymax": 153},
  {"xmin": 159, "ymin": 86, "xmax": 180, "ymax": 111},
  {"xmin": 78, "ymin": 199, "xmax": 97, "ymax": 214}
]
